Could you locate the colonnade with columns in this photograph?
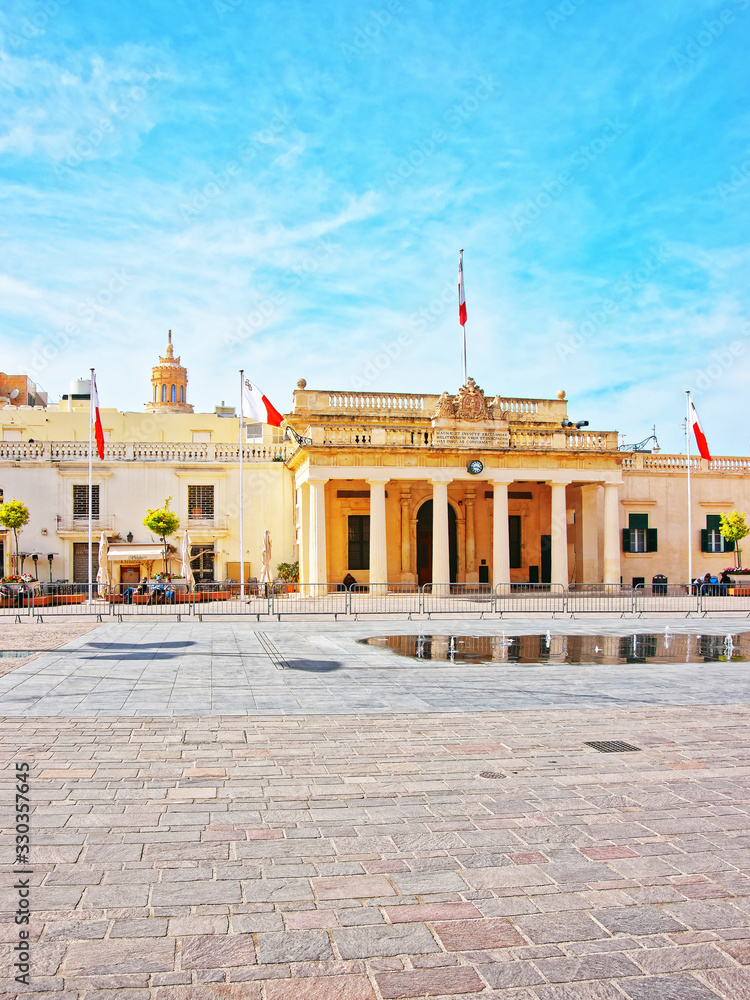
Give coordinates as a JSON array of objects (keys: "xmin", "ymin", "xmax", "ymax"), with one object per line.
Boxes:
[{"xmin": 296, "ymin": 470, "xmax": 623, "ymax": 587}]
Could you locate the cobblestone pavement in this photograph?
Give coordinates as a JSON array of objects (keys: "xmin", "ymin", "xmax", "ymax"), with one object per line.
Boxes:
[{"xmin": 1, "ymin": 618, "xmax": 750, "ymax": 997}]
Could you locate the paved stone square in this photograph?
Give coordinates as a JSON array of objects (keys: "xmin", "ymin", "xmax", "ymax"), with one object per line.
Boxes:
[{"xmin": 1, "ymin": 616, "xmax": 750, "ymax": 998}]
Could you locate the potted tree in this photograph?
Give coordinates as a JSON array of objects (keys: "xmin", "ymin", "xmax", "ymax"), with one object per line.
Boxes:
[
  {"xmin": 721, "ymin": 513, "xmax": 750, "ymax": 589},
  {"xmin": 143, "ymin": 497, "xmax": 180, "ymax": 577},
  {"xmin": 0, "ymin": 499, "xmax": 30, "ymax": 578}
]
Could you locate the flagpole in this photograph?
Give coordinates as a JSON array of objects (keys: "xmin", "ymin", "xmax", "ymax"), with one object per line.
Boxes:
[
  {"xmin": 460, "ymin": 249, "xmax": 467, "ymax": 385},
  {"xmin": 239, "ymin": 370, "xmax": 245, "ymax": 600},
  {"xmin": 88, "ymin": 368, "xmax": 94, "ymax": 604},
  {"xmin": 686, "ymin": 390, "xmax": 693, "ymax": 588}
]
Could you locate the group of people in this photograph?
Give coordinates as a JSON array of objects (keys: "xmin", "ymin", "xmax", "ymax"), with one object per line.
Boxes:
[
  {"xmin": 121, "ymin": 577, "xmax": 176, "ymax": 604},
  {"xmin": 692, "ymin": 570, "xmax": 732, "ymax": 595}
]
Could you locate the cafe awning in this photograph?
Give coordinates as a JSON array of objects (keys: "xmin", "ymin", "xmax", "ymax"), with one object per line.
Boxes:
[{"xmin": 106, "ymin": 544, "xmax": 166, "ymax": 562}]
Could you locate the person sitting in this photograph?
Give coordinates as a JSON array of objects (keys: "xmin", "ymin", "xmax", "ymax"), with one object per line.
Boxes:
[
  {"xmin": 342, "ymin": 573, "xmax": 356, "ymax": 591},
  {"xmin": 720, "ymin": 570, "xmax": 731, "ymax": 595}
]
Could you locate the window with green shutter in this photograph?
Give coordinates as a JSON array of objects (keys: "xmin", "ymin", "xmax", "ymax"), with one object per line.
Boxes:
[
  {"xmin": 623, "ymin": 513, "xmax": 653, "ymax": 553},
  {"xmin": 701, "ymin": 514, "xmax": 734, "ymax": 553}
]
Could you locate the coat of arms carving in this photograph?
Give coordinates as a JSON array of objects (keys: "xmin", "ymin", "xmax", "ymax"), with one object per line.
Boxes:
[{"xmin": 454, "ymin": 378, "xmax": 489, "ymax": 422}]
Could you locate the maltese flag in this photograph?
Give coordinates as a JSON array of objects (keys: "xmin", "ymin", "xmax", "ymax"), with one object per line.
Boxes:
[
  {"xmin": 690, "ymin": 400, "xmax": 712, "ymax": 461},
  {"xmin": 241, "ymin": 378, "xmax": 284, "ymax": 427},
  {"xmin": 92, "ymin": 374, "xmax": 105, "ymax": 460},
  {"xmin": 458, "ymin": 249, "xmax": 467, "ymax": 326}
]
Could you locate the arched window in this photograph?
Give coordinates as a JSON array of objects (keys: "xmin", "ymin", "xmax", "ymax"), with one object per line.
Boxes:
[
  {"xmin": 180, "ymin": 386, "xmax": 184, "ymax": 403},
  {"xmin": 171, "ymin": 385, "xmax": 176, "ymax": 402},
  {"xmin": 162, "ymin": 384, "xmax": 167, "ymax": 402},
  {"xmin": 153, "ymin": 384, "xmax": 157, "ymax": 402}
]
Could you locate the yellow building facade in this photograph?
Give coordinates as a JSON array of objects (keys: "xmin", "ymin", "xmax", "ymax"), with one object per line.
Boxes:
[{"xmin": 2, "ymin": 352, "xmax": 749, "ymax": 589}]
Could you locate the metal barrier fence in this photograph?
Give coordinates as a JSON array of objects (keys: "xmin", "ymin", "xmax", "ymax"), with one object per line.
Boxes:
[
  {"xmin": 194, "ymin": 583, "xmax": 271, "ymax": 619},
  {"xmin": 495, "ymin": 583, "xmax": 566, "ymax": 615},
  {"xmin": 349, "ymin": 583, "xmax": 422, "ymax": 616},
  {"xmin": 7, "ymin": 580, "xmax": 750, "ymax": 619},
  {"xmin": 421, "ymin": 583, "xmax": 494, "ymax": 617},
  {"xmin": 633, "ymin": 583, "xmax": 698, "ymax": 615},
  {"xmin": 567, "ymin": 584, "xmax": 634, "ymax": 615},
  {"xmin": 271, "ymin": 583, "xmax": 349, "ymax": 618}
]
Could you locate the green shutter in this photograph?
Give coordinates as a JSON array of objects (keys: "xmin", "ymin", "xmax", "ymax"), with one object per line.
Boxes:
[
  {"xmin": 700, "ymin": 528, "xmax": 709, "ymax": 552},
  {"xmin": 725, "ymin": 538, "xmax": 735, "ymax": 552},
  {"xmin": 629, "ymin": 513, "xmax": 648, "ymax": 530},
  {"xmin": 707, "ymin": 514, "xmax": 722, "ymax": 530},
  {"xmin": 646, "ymin": 528, "xmax": 658, "ymax": 552},
  {"xmin": 622, "ymin": 528, "xmax": 631, "ymax": 553}
]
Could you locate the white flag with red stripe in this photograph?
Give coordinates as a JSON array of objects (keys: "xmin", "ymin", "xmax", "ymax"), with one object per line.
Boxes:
[
  {"xmin": 690, "ymin": 400, "xmax": 711, "ymax": 461},
  {"xmin": 241, "ymin": 378, "xmax": 284, "ymax": 427},
  {"xmin": 92, "ymin": 374, "xmax": 104, "ymax": 460},
  {"xmin": 458, "ymin": 249, "xmax": 467, "ymax": 327}
]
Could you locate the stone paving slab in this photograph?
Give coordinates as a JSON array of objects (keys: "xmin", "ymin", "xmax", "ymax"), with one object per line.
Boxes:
[
  {"xmin": 2, "ymin": 705, "xmax": 750, "ymax": 997},
  {"xmin": 0, "ymin": 617, "xmax": 749, "ymax": 716}
]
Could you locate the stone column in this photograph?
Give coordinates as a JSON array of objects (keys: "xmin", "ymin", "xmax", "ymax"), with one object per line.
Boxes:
[
  {"xmin": 580, "ymin": 484, "xmax": 600, "ymax": 583},
  {"xmin": 549, "ymin": 481, "xmax": 570, "ymax": 587},
  {"xmin": 297, "ymin": 484, "xmax": 308, "ymax": 587},
  {"xmin": 308, "ymin": 480, "xmax": 327, "ymax": 588},
  {"xmin": 368, "ymin": 479, "xmax": 388, "ymax": 593},
  {"xmin": 603, "ymin": 483, "xmax": 621, "ymax": 585},
  {"xmin": 491, "ymin": 482, "xmax": 510, "ymax": 590},
  {"xmin": 465, "ymin": 490, "xmax": 476, "ymax": 581},
  {"xmin": 400, "ymin": 488, "xmax": 411, "ymax": 580},
  {"xmin": 431, "ymin": 480, "xmax": 450, "ymax": 596}
]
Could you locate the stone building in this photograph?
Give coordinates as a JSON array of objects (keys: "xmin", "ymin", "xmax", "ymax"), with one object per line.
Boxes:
[{"xmin": 1, "ymin": 349, "xmax": 749, "ymax": 588}]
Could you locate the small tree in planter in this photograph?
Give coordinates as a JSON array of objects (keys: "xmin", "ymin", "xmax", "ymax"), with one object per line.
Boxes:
[
  {"xmin": 720, "ymin": 512, "xmax": 749, "ymax": 570},
  {"xmin": 276, "ymin": 561, "xmax": 299, "ymax": 593},
  {"xmin": 0, "ymin": 499, "xmax": 30, "ymax": 576},
  {"xmin": 143, "ymin": 497, "xmax": 180, "ymax": 576}
]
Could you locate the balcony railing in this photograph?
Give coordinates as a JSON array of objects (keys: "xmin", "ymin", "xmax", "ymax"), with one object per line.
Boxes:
[
  {"xmin": 0, "ymin": 442, "xmax": 290, "ymax": 463},
  {"xmin": 56, "ymin": 515, "xmax": 115, "ymax": 533}
]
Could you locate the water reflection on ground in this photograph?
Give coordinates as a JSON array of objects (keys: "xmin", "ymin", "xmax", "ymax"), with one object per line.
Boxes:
[{"xmin": 359, "ymin": 633, "xmax": 749, "ymax": 665}]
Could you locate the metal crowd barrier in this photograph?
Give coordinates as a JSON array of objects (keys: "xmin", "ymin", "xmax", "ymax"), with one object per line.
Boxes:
[
  {"xmin": 8, "ymin": 580, "xmax": 750, "ymax": 621},
  {"xmin": 567, "ymin": 583, "xmax": 634, "ymax": 615},
  {"xmin": 349, "ymin": 583, "xmax": 422, "ymax": 617},
  {"xmin": 271, "ymin": 583, "xmax": 349, "ymax": 618},
  {"xmin": 495, "ymin": 583, "xmax": 566, "ymax": 615},
  {"xmin": 421, "ymin": 583, "xmax": 495, "ymax": 617},
  {"xmin": 194, "ymin": 583, "xmax": 272, "ymax": 619},
  {"xmin": 633, "ymin": 583, "xmax": 698, "ymax": 615}
]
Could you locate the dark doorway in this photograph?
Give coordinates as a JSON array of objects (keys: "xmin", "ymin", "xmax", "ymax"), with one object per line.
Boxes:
[
  {"xmin": 416, "ymin": 500, "xmax": 458, "ymax": 586},
  {"xmin": 121, "ymin": 565, "xmax": 140, "ymax": 585},
  {"xmin": 540, "ymin": 534, "xmax": 552, "ymax": 584},
  {"xmin": 73, "ymin": 542, "xmax": 97, "ymax": 584}
]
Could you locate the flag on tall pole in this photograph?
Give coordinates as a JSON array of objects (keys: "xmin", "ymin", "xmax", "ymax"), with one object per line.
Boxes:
[
  {"xmin": 458, "ymin": 250, "xmax": 467, "ymax": 384},
  {"xmin": 689, "ymin": 399, "xmax": 712, "ymax": 461},
  {"xmin": 92, "ymin": 373, "xmax": 105, "ymax": 460},
  {"xmin": 241, "ymin": 378, "xmax": 284, "ymax": 427}
]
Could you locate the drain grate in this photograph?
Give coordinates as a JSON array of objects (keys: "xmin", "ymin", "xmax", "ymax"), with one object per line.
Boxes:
[
  {"xmin": 584, "ymin": 740, "xmax": 641, "ymax": 753},
  {"xmin": 479, "ymin": 771, "xmax": 506, "ymax": 779}
]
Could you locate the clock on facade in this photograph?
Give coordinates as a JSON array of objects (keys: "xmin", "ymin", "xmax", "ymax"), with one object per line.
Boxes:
[{"xmin": 467, "ymin": 460, "xmax": 484, "ymax": 475}]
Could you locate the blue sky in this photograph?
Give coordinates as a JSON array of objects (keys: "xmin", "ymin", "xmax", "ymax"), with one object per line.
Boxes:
[{"xmin": 2, "ymin": 0, "xmax": 749, "ymax": 452}]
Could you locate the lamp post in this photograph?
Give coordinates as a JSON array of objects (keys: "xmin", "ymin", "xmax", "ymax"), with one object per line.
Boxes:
[
  {"xmin": 31, "ymin": 553, "xmax": 38, "ymax": 580},
  {"xmin": 47, "ymin": 553, "xmax": 54, "ymax": 583}
]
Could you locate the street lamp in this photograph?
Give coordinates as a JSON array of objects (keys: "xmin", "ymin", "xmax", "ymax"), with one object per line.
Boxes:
[
  {"xmin": 126, "ymin": 532, "xmax": 133, "ymax": 543},
  {"xmin": 47, "ymin": 553, "xmax": 54, "ymax": 583}
]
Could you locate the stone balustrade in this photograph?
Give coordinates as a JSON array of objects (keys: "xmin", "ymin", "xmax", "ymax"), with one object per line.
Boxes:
[{"xmin": 0, "ymin": 441, "xmax": 289, "ymax": 463}]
